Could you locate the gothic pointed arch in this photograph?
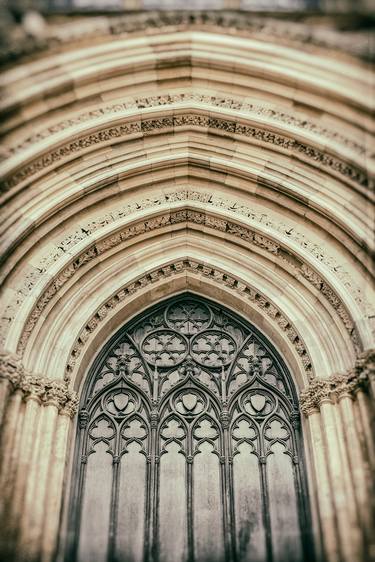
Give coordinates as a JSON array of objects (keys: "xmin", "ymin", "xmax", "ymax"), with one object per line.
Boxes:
[{"xmin": 68, "ymin": 293, "xmax": 313, "ymax": 562}]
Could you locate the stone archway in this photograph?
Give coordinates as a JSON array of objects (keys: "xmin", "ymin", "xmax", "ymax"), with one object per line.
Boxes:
[{"xmin": 0, "ymin": 9, "xmax": 374, "ymax": 562}]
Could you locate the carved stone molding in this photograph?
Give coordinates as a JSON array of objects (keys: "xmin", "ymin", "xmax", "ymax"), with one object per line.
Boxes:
[
  {"xmin": 6, "ymin": 93, "xmax": 365, "ymax": 157},
  {"xmin": 300, "ymin": 379, "xmax": 331, "ymax": 415},
  {"xmin": 64, "ymin": 258, "xmax": 313, "ymax": 381},
  {"xmin": 355, "ymin": 349, "xmax": 375, "ymax": 384},
  {"xmin": 14, "ymin": 208, "xmax": 360, "ymax": 356},
  {"xmin": 0, "ymin": 11, "xmax": 372, "ymax": 68},
  {"xmin": 0, "ymin": 353, "xmax": 78, "ymax": 416},
  {"xmin": 3, "ymin": 188, "xmax": 369, "ymax": 354},
  {"xmin": 0, "ymin": 352, "xmax": 24, "ymax": 388},
  {"xmin": 300, "ymin": 359, "xmax": 375, "ymax": 416},
  {"xmin": 1, "ymin": 113, "xmax": 369, "ymax": 193},
  {"xmin": 352, "ymin": 349, "xmax": 375, "ymax": 401},
  {"xmin": 20, "ymin": 374, "xmax": 78, "ymax": 415}
]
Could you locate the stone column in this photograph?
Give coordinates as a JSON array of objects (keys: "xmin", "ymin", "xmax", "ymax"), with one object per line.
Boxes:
[
  {"xmin": 352, "ymin": 351, "xmax": 375, "ymax": 559},
  {"xmin": 320, "ymin": 397, "xmax": 363, "ymax": 562},
  {"xmin": 0, "ymin": 353, "xmax": 23, "ymax": 428},
  {"xmin": 8, "ymin": 376, "xmax": 45, "ymax": 555},
  {"xmin": 304, "ymin": 406, "xmax": 340, "ymax": 562},
  {"xmin": 18, "ymin": 402, "xmax": 59, "ymax": 560},
  {"xmin": 300, "ymin": 357, "xmax": 375, "ymax": 562},
  {"xmin": 355, "ymin": 389, "xmax": 375, "ymax": 468},
  {"xmin": 16, "ymin": 381, "xmax": 78, "ymax": 562},
  {"xmin": 353, "ymin": 351, "xmax": 375, "ymax": 470},
  {"xmin": 0, "ymin": 354, "xmax": 25, "ymax": 559},
  {"xmin": 41, "ymin": 399, "xmax": 77, "ymax": 562},
  {"xmin": 337, "ymin": 390, "xmax": 369, "ymax": 536},
  {"xmin": 0, "ymin": 390, "xmax": 24, "ymax": 513},
  {"xmin": 0, "ymin": 357, "xmax": 79, "ymax": 562}
]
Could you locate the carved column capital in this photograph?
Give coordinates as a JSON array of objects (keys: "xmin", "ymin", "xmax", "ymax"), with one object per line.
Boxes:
[
  {"xmin": 353, "ymin": 349, "xmax": 375, "ymax": 390},
  {"xmin": 0, "ymin": 352, "xmax": 24, "ymax": 388},
  {"xmin": 20, "ymin": 373, "xmax": 47, "ymax": 403},
  {"xmin": 300, "ymin": 357, "xmax": 375, "ymax": 416},
  {"xmin": 59, "ymin": 391, "xmax": 79, "ymax": 418},
  {"xmin": 42, "ymin": 381, "xmax": 78, "ymax": 417},
  {"xmin": 330, "ymin": 373, "xmax": 356, "ymax": 401},
  {"xmin": 300, "ymin": 379, "xmax": 332, "ymax": 416},
  {"xmin": 0, "ymin": 354, "xmax": 79, "ymax": 416},
  {"xmin": 44, "ymin": 380, "xmax": 70, "ymax": 408}
]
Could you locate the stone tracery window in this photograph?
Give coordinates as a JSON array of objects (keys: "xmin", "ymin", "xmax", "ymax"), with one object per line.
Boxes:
[{"xmin": 68, "ymin": 294, "xmax": 313, "ymax": 562}]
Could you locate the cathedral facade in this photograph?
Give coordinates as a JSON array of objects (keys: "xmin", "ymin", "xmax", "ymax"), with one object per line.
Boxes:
[{"xmin": 0, "ymin": 5, "xmax": 374, "ymax": 562}]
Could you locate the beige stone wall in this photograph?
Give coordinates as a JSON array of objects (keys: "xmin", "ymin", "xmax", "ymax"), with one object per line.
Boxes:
[{"xmin": 0, "ymin": 11, "xmax": 373, "ymax": 562}]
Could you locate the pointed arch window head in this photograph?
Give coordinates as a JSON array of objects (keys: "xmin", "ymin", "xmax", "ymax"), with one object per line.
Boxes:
[{"xmin": 69, "ymin": 293, "xmax": 314, "ymax": 562}]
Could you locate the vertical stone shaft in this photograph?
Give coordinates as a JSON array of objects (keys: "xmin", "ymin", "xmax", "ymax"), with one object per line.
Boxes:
[
  {"xmin": 0, "ymin": 378, "xmax": 11, "ymax": 427},
  {"xmin": 355, "ymin": 389, "xmax": 375, "ymax": 469},
  {"xmin": 41, "ymin": 412, "xmax": 72, "ymax": 562},
  {"xmin": 18, "ymin": 403, "xmax": 59, "ymax": 561},
  {"xmin": 11, "ymin": 397, "xmax": 42, "ymax": 524},
  {"xmin": 0, "ymin": 390, "xmax": 23, "ymax": 504},
  {"xmin": 320, "ymin": 399, "xmax": 363, "ymax": 562},
  {"xmin": 307, "ymin": 410, "xmax": 340, "ymax": 562},
  {"xmin": 338, "ymin": 396, "xmax": 370, "ymax": 534},
  {"xmin": 0, "ymin": 390, "xmax": 25, "ymax": 559}
]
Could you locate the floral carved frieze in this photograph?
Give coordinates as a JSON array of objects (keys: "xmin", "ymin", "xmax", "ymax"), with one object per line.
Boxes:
[
  {"xmin": 0, "ymin": 352, "xmax": 78, "ymax": 417},
  {"xmin": 300, "ymin": 349, "xmax": 375, "ymax": 416},
  {"xmin": 64, "ymin": 259, "xmax": 313, "ymax": 381},
  {"xmin": 1, "ymin": 113, "xmax": 369, "ymax": 193},
  {"xmin": 6, "ymin": 93, "xmax": 365, "ymax": 157},
  {"xmin": 13, "ymin": 208, "xmax": 360, "ymax": 357},
  {"xmin": 4, "ymin": 188, "xmax": 368, "ymax": 321}
]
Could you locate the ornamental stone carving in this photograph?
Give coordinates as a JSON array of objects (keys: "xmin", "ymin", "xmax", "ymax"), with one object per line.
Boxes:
[
  {"xmin": 0, "ymin": 12, "xmax": 371, "ymax": 68},
  {"xmin": 21, "ymin": 375, "xmax": 78, "ymax": 415},
  {"xmin": 13, "ymin": 209, "xmax": 359, "ymax": 356},
  {"xmin": 355, "ymin": 349, "xmax": 375, "ymax": 385},
  {"xmin": 0, "ymin": 352, "xmax": 24, "ymax": 388},
  {"xmin": 64, "ymin": 259, "xmax": 313, "ymax": 381},
  {"xmin": 0, "ymin": 353, "xmax": 78, "ymax": 417},
  {"xmin": 300, "ymin": 356, "xmax": 375, "ymax": 416},
  {"xmin": 3, "ymin": 188, "xmax": 370, "ymax": 355},
  {"xmin": 1, "ymin": 113, "xmax": 369, "ymax": 193},
  {"xmin": 7, "ymin": 93, "xmax": 365, "ymax": 157}
]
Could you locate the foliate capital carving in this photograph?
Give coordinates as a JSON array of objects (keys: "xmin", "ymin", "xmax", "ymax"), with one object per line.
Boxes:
[
  {"xmin": 20, "ymin": 374, "xmax": 47, "ymax": 403},
  {"xmin": 19, "ymin": 374, "xmax": 78, "ymax": 414},
  {"xmin": 300, "ymin": 379, "xmax": 331, "ymax": 416},
  {"xmin": 59, "ymin": 391, "xmax": 79, "ymax": 418},
  {"xmin": 44, "ymin": 380, "xmax": 71, "ymax": 408},
  {"xmin": 0, "ymin": 354, "xmax": 79, "ymax": 416},
  {"xmin": 354, "ymin": 349, "xmax": 375, "ymax": 389},
  {"xmin": 300, "ymin": 361, "xmax": 374, "ymax": 416},
  {"xmin": 329, "ymin": 374, "xmax": 357, "ymax": 401},
  {"xmin": 0, "ymin": 352, "xmax": 24, "ymax": 388}
]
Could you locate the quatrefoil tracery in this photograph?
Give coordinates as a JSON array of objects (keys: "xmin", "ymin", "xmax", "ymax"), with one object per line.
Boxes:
[
  {"xmin": 190, "ymin": 330, "xmax": 237, "ymax": 367},
  {"xmin": 166, "ymin": 301, "xmax": 212, "ymax": 334},
  {"xmin": 141, "ymin": 330, "xmax": 188, "ymax": 366}
]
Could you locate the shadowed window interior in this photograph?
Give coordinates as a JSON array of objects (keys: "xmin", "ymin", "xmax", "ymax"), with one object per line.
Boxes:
[{"xmin": 67, "ymin": 293, "xmax": 314, "ymax": 562}]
